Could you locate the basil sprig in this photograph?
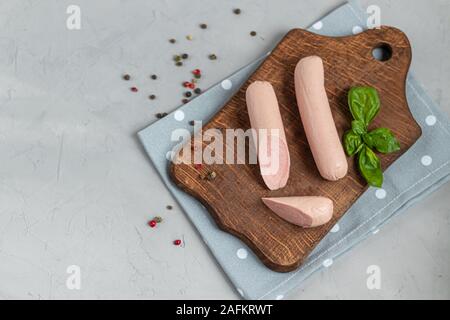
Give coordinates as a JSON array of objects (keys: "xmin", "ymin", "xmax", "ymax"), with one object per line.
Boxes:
[{"xmin": 343, "ymin": 86, "xmax": 400, "ymax": 187}]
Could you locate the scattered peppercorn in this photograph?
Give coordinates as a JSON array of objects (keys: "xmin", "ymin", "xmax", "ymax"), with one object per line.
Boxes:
[
  {"xmin": 123, "ymin": 74, "xmax": 130, "ymax": 80},
  {"xmin": 153, "ymin": 216, "xmax": 163, "ymax": 223},
  {"xmin": 166, "ymin": 205, "xmax": 173, "ymax": 210},
  {"xmin": 186, "ymin": 35, "xmax": 193, "ymax": 40},
  {"xmin": 175, "ymin": 61, "xmax": 183, "ymax": 67},
  {"xmin": 156, "ymin": 112, "xmax": 168, "ymax": 119},
  {"xmin": 194, "ymin": 88, "xmax": 202, "ymax": 94},
  {"xmin": 169, "ymin": 38, "xmax": 176, "ymax": 43},
  {"xmin": 149, "ymin": 220, "xmax": 157, "ymax": 228},
  {"xmin": 184, "ymin": 91, "xmax": 192, "ymax": 98},
  {"xmin": 182, "ymin": 98, "xmax": 189, "ymax": 104},
  {"xmin": 194, "ymin": 73, "xmax": 201, "ymax": 79},
  {"xmin": 149, "ymin": 94, "xmax": 156, "ymax": 100},
  {"xmin": 191, "ymin": 78, "xmax": 198, "ymax": 84},
  {"xmin": 208, "ymin": 54, "xmax": 217, "ymax": 60},
  {"xmin": 174, "ymin": 55, "xmax": 182, "ymax": 62},
  {"xmin": 130, "ymin": 87, "xmax": 138, "ymax": 92},
  {"xmin": 250, "ymin": 31, "xmax": 257, "ymax": 37},
  {"xmin": 151, "ymin": 74, "xmax": 157, "ymax": 80},
  {"xmin": 183, "ymin": 81, "xmax": 191, "ymax": 88},
  {"xmin": 187, "ymin": 82, "xmax": 195, "ymax": 89},
  {"xmin": 181, "ymin": 53, "xmax": 189, "ymax": 59},
  {"xmin": 200, "ymin": 23, "xmax": 207, "ymax": 29},
  {"xmin": 173, "ymin": 239, "xmax": 182, "ymax": 246},
  {"xmin": 189, "ymin": 120, "xmax": 196, "ymax": 126},
  {"xmin": 192, "ymin": 69, "xmax": 201, "ymax": 75},
  {"xmin": 233, "ymin": 8, "xmax": 241, "ymax": 15},
  {"xmin": 206, "ymin": 171, "xmax": 217, "ymax": 181}
]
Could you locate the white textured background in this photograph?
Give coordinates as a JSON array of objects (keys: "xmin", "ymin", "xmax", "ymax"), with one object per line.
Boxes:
[{"xmin": 0, "ymin": 0, "xmax": 449, "ymax": 299}]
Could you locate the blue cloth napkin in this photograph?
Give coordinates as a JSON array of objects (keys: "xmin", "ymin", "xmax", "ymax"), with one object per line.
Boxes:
[{"xmin": 138, "ymin": 1, "xmax": 450, "ymax": 299}]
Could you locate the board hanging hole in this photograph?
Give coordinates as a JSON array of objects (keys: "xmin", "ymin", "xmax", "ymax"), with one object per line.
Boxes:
[{"xmin": 372, "ymin": 43, "xmax": 392, "ymax": 61}]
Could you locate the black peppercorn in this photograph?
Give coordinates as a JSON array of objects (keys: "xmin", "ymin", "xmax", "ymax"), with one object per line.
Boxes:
[
  {"xmin": 208, "ymin": 54, "xmax": 217, "ymax": 60},
  {"xmin": 250, "ymin": 31, "xmax": 257, "ymax": 36},
  {"xmin": 123, "ymin": 74, "xmax": 130, "ymax": 80},
  {"xmin": 175, "ymin": 61, "xmax": 183, "ymax": 66},
  {"xmin": 194, "ymin": 88, "xmax": 201, "ymax": 94},
  {"xmin": 151, "ymin": 74, "xmax": 157, "ymax": 80},
  {"xmin": 169, "ymin": 38, "xmax": 176, "ymax": 43},
  {"xmin": 184, "ymin": 91, "xmax": 192, "ymax": 98},
  {"xmin": 149, "ymin": 94, "xmax": 156, "ymax": 100},
  {"xmin": 182, "ymin": 98, "xmax": 189, "ymax": 104},
  {"xmin": 233, "ymin": 8, "xmax": 241, "ymax": 15},
  {"xmin": 181, "ymin": 53, "xmax": 189, "ymax": 59},
  {"xmin": 200, "ymin": 23, "xmax": 207, "ymax": 29},
  {"xmin": 156, "ymin": 112, "xmax": 168, "ymax": 119}
]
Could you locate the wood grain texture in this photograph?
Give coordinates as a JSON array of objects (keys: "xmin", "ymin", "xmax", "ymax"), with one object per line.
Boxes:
[{"xmin": 170, "ymin": 27, "xmax": 421, "ymax": 272}]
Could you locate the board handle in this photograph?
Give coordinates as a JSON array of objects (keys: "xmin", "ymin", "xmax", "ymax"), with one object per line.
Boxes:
[{"xmin": 358, "ymin": 26, "xmax": 412, "ymax": 68}]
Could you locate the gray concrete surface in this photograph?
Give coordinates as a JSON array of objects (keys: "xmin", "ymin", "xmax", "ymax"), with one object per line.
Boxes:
[{"xmin": 0, "ymin": 0, "xmax": 449, "ymax": 299}]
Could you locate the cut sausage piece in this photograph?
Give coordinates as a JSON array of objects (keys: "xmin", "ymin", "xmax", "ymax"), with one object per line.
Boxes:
[
  {"xmin": 262, "ymin": 196, "xmax": 333, "ymax": 228},
  {"xmin": 246, "ymin": 81, "xmax": 290, "ymax": 190},
  {"xmin": 294, "ymin": 56, "xmax": 348, "ymax": 181}
]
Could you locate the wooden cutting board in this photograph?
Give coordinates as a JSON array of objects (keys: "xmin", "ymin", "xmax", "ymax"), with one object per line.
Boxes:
[{"xmin": 170, "ymin": 26, "xmax": 421, "ymax": 272}]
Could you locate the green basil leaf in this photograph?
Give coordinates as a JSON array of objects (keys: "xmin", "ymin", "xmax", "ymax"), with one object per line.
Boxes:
[
  {"xmin": 358, "ymin": 146, "xmax": 383, "ymax": 187},
  {"xmin": 348, "ymin": 86, "xmax": 380, "ymax": 126},
  {"xmin": 364, "ymin": 127, "xmax": 400, "ymax": 153},
  {"xmin": 351, "ymin": 120, "xmax": 367, "ymax": 135},
  {"xmin": 344, "ymin": 130, "xmax": 363, "ymax": 156}
]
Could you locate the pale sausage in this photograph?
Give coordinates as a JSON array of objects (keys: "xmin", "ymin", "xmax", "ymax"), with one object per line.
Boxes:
[
  {"xmin": 294, "ymin": 56, "xmax": 348, "ymax": 181},
  {"xmin": 246, "ymin": 81, "xmax": 290, "ymax": 190},
  {"xmin": 262, "ymin": 196, "xmax": 333, "ymax": 228}
]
